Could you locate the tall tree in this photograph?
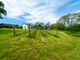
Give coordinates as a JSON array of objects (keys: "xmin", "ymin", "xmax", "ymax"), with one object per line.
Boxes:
[
  {"xmin": 0, "ymin": 1, "xmax": 7, "ymax": 19},
  {"xmin": 76, "ymin": 13, "xmax": 80, "ymax": 23}
]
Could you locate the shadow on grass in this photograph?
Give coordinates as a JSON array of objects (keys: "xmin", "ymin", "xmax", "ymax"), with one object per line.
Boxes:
[
  {"xmin": 15, "ymin": 32, "xmax": 24, "ymax": 36},
  {"xmin": 46, "ymin": 31, "xmax": 59, "ymax": 38},
  {"xmin": 40, "ymin": 30, "xmax": 49, "ymax": 37},
  {"xmin": 26, "ymin": 30, "xmax": 37, "ymax": 39},
  {"xmin": 64, "ymin": 31, "xmax": 80, "ymax": 37},
  {"xmin": 0, "ymin": 28, "xmax": 13, "ymax": 34},
  {"xmin": 13, "ymin": 31, "xmax": 26, "ymax": 37}
]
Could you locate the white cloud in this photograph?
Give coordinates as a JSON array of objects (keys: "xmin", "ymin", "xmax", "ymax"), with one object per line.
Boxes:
[
  {"xmin": 2, "ymin": 0, "xmax": 70, "ymax": 24},
  {"xmin": 74, "ymin": 10, "xmax": 80, "ymax": 13}
]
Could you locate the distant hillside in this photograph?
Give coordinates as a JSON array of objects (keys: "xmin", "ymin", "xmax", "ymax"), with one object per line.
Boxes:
[{"xmin": 0, "ymin": 23, "xmax": 22, "ymax": 28}]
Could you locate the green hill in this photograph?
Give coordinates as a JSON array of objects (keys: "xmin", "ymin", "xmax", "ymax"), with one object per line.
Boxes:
[{"xmin": 0, "ymin": 28, "xmax": 80, "ymax": 60}]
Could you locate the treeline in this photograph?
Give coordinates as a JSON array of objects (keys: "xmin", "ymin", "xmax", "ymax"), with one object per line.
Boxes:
[
  {"xmin": 57, "ymin": 12, "xmax": 80, "ymax": 31},
  {"xmin": 0, "ymin": 12, "xmax": 80, "ymax": 31},
  {"xmin": 31, "ymin": 12, "xmax": 80, "ymax": 31},
  {"xmin": 31, "ymin": 22, "xmax": 51, "ymax": 30},
  {"xmin": 0, "ymin": 23, "xmax": 22, "ymax": 29}
]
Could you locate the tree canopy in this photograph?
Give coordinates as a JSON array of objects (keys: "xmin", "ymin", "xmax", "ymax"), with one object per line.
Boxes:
[
  {"xmin": 57, "ymin": 13, "xmax": 80, "ymax": 31},
  {"xmin": 0, "ymin": 1, "xmax": 7, "ymax": 19}
]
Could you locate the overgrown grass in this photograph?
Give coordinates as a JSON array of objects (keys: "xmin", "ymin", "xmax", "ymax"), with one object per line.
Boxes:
[{"xmin": 0, "ymin": 28, "xmax": 80, "ymax": 60}]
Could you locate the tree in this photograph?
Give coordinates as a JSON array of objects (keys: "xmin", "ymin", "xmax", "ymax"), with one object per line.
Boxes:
[
  {"xmin": 58, "ymin": 12, "xmax": 80, "ymax": 31},
  {"xmin": 0, "ymin": 1, "xmax": 7, "ymax": 19},
  {"xmin": 59, "ymin": 15, "xmax": 68, "ymax": 30},
  {"xmin": 50, "ymin": 23, "xmax": 65, "ymax": 30},
  {"xmin": 32, "ymin": 22, "xmax": 45, "ymax": 30},
  {"xmin": 76, "ymin": 13, "xmax": 80, "ymax": 23},
  {"xmin": 45, "ymin": 22, "xmax": 50, "ymax": 30}
]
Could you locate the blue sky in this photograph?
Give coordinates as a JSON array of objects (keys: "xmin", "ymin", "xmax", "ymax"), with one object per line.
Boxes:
[{"xmin": 0, "ymin": 0, "xmax": 80, "ymax": 25}]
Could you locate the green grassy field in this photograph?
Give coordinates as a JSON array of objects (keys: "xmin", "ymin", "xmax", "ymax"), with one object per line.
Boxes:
[{"xmin": 0, "ymin": 28, "xmax": 80, "ymax": 60}]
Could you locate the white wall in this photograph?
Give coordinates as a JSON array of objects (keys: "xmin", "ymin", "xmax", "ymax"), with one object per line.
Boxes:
[{"xmin": 22, "ymin": 24, "xmax": 28, "ymax": 29}]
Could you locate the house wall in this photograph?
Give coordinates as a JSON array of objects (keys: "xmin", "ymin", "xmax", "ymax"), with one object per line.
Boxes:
[{"xmin": 22, "ymin": 24, "xmax": 28, "ymax": 29}]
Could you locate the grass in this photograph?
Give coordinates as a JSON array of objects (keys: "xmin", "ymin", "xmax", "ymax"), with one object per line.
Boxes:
[{"xmin": 0, "ymin": 28, "xmax": 80, "ymax": 60}]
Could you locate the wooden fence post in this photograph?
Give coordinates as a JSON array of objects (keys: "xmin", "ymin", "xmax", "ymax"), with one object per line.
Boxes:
[
  {"xmin": 28, "ymin": 24, "xmax": 30, "ymax": 37},
  {"xmin": 13, "ymin": 25, "xmax": 16, "ymax": 36}
]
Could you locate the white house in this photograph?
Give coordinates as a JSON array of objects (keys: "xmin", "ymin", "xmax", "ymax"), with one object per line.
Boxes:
[{"xmin": 22, "ymin": 24, "xmax": 28, "ymax": 29}]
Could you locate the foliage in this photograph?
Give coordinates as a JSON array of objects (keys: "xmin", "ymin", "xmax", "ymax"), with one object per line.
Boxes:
[
  {"xmin": 0, "ymin": 1, "xmax": 7, "ymax": 19},
  {"xmin": 57, "ymin": 12, "xmax": 80, "ymax": 31},
  {"xmin": 50, "ymin": 23, "xmax": 65, "ymax": 30},
  {"xmin": 31, "ymin": 22, "xmax": 45, "ymax": 30},
  {"xmin": 67, "ymin": 24, "xmax": 80, "ymax": 31}
]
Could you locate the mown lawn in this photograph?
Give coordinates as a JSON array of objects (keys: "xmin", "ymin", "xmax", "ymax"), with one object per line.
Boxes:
[{"xmin": 0, "ymin": 28, "xmax": 80, "ymax": 60}]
